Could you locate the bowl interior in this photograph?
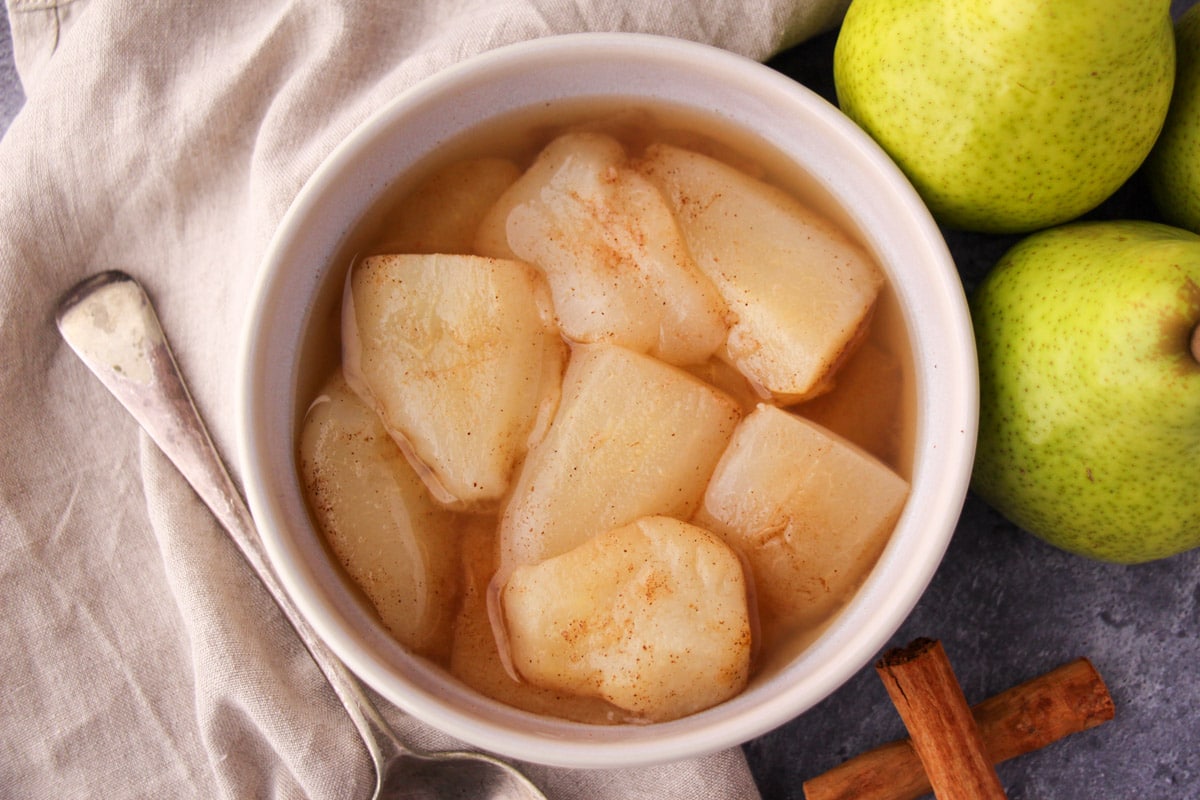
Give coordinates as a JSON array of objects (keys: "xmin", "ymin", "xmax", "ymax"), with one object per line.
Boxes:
[{"xmin": 237, "ymin": 32, "xmax": 977, "ymax": 769}]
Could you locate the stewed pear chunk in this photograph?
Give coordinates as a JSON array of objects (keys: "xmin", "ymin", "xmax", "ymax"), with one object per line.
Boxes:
[
  {"xmin": 637, "ymin": 143, "xmax": 884, "ymax": 401},
  {"xmin": 343, "ymin": 253, "xmax": 566, "ymax": 509},
  {"xmin": 497, "ymin": 343, "xmax": 741, "ymax": 574},
  {"xmin": 475, "ymin": 131, "xmax": 728, "ymax": 366},
  {"xmin": 501, "ymin": 516, "xmax": 752, "ymax": 722},
  {"xmin": 299, "ymin": 371, "xmax": 460, "ymax": 659},
  {"xmin": 695, "ymin": 404, "xmax": 909, "ymax": 629},
  {"xmin": 371, "ymin": 157, "xmax": 522, "ymax": 255}
]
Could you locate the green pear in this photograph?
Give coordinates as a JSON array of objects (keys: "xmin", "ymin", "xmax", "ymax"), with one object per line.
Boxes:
[
  {"xmin": 1146, "ymin": 5, "xmax": 1200, "ymax": 234},
  {"xmin": 833, "ymin": 0, "xmax": 1175, "ymax": 234},
  {"xmin": 970, "ymin": 220, "xmax": 1200, "ymax": 563}
]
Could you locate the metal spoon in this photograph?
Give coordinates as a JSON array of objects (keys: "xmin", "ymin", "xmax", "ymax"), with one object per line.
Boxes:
[{"xmin": 55, "ymin": 270, "xmax": 549, "ymax": 800}]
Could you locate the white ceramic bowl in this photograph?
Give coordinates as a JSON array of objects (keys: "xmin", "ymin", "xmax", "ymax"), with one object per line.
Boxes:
[{"xmin": 237, "ymin": 32, "xmax": 977, "ymax": 769}]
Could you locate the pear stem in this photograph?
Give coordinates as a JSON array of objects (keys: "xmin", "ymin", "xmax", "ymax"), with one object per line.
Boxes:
[{"xmin": 1192, "ymin": 324, "xmax": 1200, "ymax": 366}]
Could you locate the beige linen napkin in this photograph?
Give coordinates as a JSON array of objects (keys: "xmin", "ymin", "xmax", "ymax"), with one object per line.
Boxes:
[{"xmin": 0, "ymin": 0, "xmax": 849, "ymax": 797}]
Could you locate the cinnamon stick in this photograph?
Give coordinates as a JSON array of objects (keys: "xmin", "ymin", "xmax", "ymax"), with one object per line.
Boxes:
[
  {"xmin": 804, "ymin": 646, "xmax": 1113, "ymax": 800},
  {"xmin": 874, "ymin": 638, "xmax": 1007, "ymax": 799}
]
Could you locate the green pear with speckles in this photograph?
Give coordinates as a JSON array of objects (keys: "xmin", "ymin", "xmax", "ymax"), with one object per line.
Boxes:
[
  {"xmin": 1146, "ymin": 5, "xmax": 1200, "ymax": 234},
  {"xmin": 971, "ymin": 220, "xmax": 1200, "ymax": 563},
  {"xmin": 833, "ymin": 0, "xmax": 1175, "ymax": 234}
]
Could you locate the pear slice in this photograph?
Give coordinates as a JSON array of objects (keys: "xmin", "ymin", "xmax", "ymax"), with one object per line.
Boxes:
[
  {"xmin": 694, "ymin": 404, "xmax": 909, "ymax": 630},
  {"xmin": 497, "ymin": 343, "xmax": 741, "ymax": 575},
  {"xmin": 475, "ymin": 131, "xmax": 728, "ymax": 366},
  {"xmin": 637, "ymin": 143, "xmax": 884, "ymax": 401},
  {"xmin": 371, "ymin": 157, "xmax": 522, "ymax": 255},
  {"xmin": 501, "ymin": 515, "xmax": 752, "ymax": 722},
  {"xmin": 298, "ymin": 371, "xmax": 460, "ymax": 659},
  {"xmin": 342, "ymin": 253, "xmax": 566, "ymax": 510}
]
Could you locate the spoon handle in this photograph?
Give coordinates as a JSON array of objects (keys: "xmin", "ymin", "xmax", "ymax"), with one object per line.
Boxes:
[{"xmin": 55, "ymin": 271, "xmax": 403, "ymax": 772}]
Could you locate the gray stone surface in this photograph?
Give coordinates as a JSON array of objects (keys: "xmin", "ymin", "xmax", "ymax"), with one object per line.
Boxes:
[
  {"xmin": 1, "ymin": 3, "xmax": 1196, "ymax": 798},
  {"xmin": 0, "ymin": 10, "xmax": 21, "ymax": 135}
]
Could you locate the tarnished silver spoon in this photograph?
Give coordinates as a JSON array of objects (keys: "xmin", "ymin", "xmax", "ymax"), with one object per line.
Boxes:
[{"xmin": 55, "ymin": 270, "xmax": 548, "ymax": 800}]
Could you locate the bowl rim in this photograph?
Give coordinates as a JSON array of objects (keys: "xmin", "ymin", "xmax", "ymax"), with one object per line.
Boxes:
[{"xmin": 237, "ymin": 30, "xmax": 978, "ymax": 769}]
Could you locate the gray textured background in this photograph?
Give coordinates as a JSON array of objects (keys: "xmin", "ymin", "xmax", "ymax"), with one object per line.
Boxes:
[
  {"xmin": 0, "ymin": 10, "xmax": 19, "ymax": 130},
  {"xmin": 1, "ymin": 4, "xmax": 1196, "ymax": 798}
]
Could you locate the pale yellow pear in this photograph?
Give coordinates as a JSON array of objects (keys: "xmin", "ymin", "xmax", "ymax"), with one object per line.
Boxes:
[
  {"xmin": 1147, "ymin": 5, "xmax": 1200, "ymax": 233},
  {"xmin": 835, "ymin": 0, "xmax": 1175, "ymax": 233},
  {"xmin": 971, "ymin": 221, "xmax": 1200, "ymax": 563}
]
